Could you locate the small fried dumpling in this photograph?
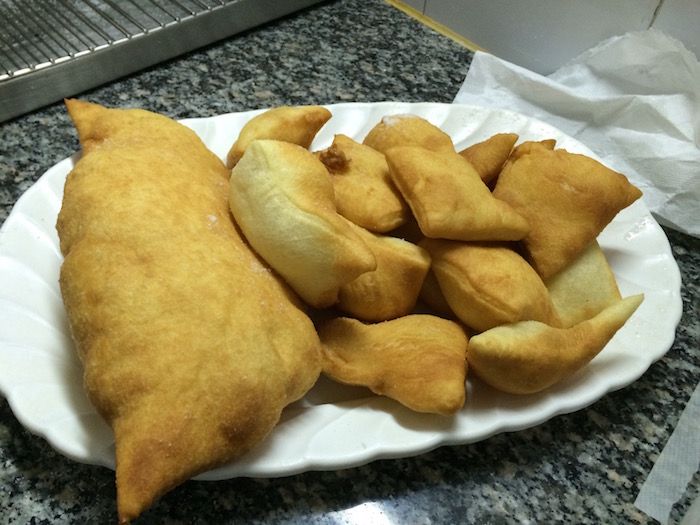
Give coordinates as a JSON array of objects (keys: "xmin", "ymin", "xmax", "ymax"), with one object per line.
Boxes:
[
  {"xmin": 420, "ymin": 238, "xmax": 561, "ymax": 332},
  {"xmin": 337, "ymin": 225, "xmax": 431, "ymax": 322},
  {"xmin": 362, "ymin": 113, "xmax": 455, "ymax": 154},
  {"xmin": 498, "ymin": 139, "xmax": 557, "ymax": 177},
  {"xmin": 319, "ymin": 315, "xmax": 469, "ymax": 415},
  {"xmin": 316, "ymin": 134, "xmax": 410, "ymax": 232},
  {"xmin": 226, "ymin": 105, "xmax": 331, "ymax": 168},
  {"xmin": 459, "ymin": 132, "xmax": 518, "ymax": 184},
  {"xmin": 544, "ymin": 240, "xmax": 622, "ymax": 328},
  {"xmin": 467, "ymin": 294, "xmax": 643, "ymax": 394},
  {"xmin": 229, "ymin": 139, "xmax": 376, "ymax": 308},
  {"xmin": 385, "ymin": 146, "xmax": 529, "ymax": 241},
  {"xmin": 493, "ymin": 146, "xmax": 642, "ymax": 279}
]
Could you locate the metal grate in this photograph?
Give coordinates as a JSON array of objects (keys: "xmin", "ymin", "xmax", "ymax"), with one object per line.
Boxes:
[
  {"xmin": 0, "ymin": 1, "xmax": 229, "ymax": 81},
  {"xmin": 0, "ymin": 0, "xmax": 324, "ymax": 122}
]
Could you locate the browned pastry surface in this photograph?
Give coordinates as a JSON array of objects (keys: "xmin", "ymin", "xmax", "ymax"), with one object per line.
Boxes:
[{"xmin": 57, "ymin": 100, "xmax": 322, "ymax": 523}]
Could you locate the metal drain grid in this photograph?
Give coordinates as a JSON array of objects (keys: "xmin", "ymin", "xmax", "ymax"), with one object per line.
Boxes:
[{"xmin": 0, "ymin": 0, "xmax": 229, "ymax": 81}]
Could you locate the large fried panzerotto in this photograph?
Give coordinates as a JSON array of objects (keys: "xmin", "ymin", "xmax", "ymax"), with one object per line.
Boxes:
[
  {"xmin": 57, "ymin": 100, "xmax": 323, "ymax": 523},
  {"xmin": 319, "ymin": 315, "xmax": 469, "ymax": 415},
  {"xmin": 493, "ymin": 146, "xmax": 642, "ymax": 279},
  {"xmin": 385, "ymin": 146, "xmax": 529, "ymax": 241},
  {"xmin": 229, "ymin": 139, "xmax": 377, "ymax": 308},
  {"xmin": 225, "ymin": 105, "xmax": 331, "ymax": 168}
]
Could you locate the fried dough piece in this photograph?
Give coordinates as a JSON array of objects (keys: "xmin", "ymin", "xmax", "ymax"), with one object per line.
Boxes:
[
  {"xmin": 229, "ymin": 139, "xmax": 376, "ymax": 308},
  {"xmin": 319, "ymin": 315, "xmax": 469, "ymax": 415},
  {"xmin": 493, "ymin": 146, "xmax": 642, "ymax": 279},
  {"xmin": 510, "ymin": 138, "xmax": 556, "ymax": 158},
  {"xmin": 57, "ymin": 100, "xmax": 323, "ymax": 523},
  {"xmin": 362, "ymin": 113, "xmax": 455, "ymax": 154},
  {"xmin": 316, "ymin": 134, "xmax": 410, "ymax": 232},
  {"xmin": 420, "ymin": 239, "xmax": 561, "ymax": 332},
  {"xmin": 497, "ymin": 139, "xmax": 557, "ymax": 182},
  {"xmin": 544, "ymin": 240, "xmax": 622, "ymax": 328},
  {"xmin": 467, "ymin": 294, "xmax": 643, "ymax": 394},
  {"xmin": 225, "ymin": 105, "xmax": 331, "ymax": 168},
  {"xmin": 385, "ymin": 146, "xmax": 529, "ymax": 241},
  {"xmin": 459, "ymin": 132, "xmax": 518, "ymax": 184},
  {"xmin": 337, "ymin": 224, "xmax": 431, "ymax": 322}
]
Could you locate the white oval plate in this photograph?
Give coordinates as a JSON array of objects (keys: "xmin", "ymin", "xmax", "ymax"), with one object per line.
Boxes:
[{"xmin": 0, "ymin": 102, "xmax": 682, "ymax": 480}]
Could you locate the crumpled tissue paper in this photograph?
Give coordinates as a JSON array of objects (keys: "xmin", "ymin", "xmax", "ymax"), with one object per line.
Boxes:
[{"xmin": 454, "ymin": 29, "xmax": 700, "ymax": 238}]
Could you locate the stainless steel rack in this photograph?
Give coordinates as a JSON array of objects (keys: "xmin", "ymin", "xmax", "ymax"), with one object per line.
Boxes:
[{"xmin": 0, "ymin": 0, "xmax": 323, "ymax": 122}]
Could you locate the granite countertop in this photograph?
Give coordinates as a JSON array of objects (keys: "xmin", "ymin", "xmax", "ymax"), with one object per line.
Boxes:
[{"xmin": 1, "ymin": 0, "xmax": 699, "ymax": 523}]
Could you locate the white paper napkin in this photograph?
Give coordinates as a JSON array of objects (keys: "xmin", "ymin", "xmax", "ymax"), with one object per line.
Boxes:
[
  {"xmin": 454, "ymin": 29, "xmax": 700, "ymax": 238},
  {"xmin": 634, "ymin": 381, "xmax": 700, "ymax": 524}
]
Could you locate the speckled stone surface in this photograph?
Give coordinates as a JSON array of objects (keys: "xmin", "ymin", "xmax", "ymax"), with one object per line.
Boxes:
[{"xmin": 1, "ymin": 1, "xmax": 699, "ymax": 524}]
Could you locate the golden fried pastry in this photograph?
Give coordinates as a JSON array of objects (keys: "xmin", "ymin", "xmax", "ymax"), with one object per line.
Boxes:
[
  {"xmin": 57, "ymin": 100, "xmax": 323, "ymax": 523},
  {"xmin": 467, "ymin": 294, "xmax": 643, "ymax": 394},
  {"xmin": 493, "ymin": 146, "xmax": 643, "ymax": 279},
  {"xmin": 229, "ymin": 139, "xmax": 376, "ymax": 308},
  {"xmin": 385, "ymin": 146, "xmax": 529, "ymax": 241},
  {"xmin": 497, "ymin": 139, "xmax": 558, "ymax": 181},
  {"xmin": 337, "ymin": 224, "xmax": 431, "ymax": 321},
  {"xmin": 459, "ymin": 132, "xmax": 518, "ymax": 184},
  {"xmin": 362, "ymin": 113, "xmax": 455, "ymax": 154},
  {"xmin": 319, "ymin": 315, "xmax": 469, "ymax": 415},
  {"xmin": 511, "ymin": 138, "xmax": 556, "ymax": 157},
  {"xmin": 316, "ymin": 134, "xmax": 410, "ymax": 232},
  {"xmin": 544, "ymin": 240, "xmax": 622, "ymax": 328},
  {"xmin": 420, "ymin": 239, "xmax": 561, "ymax": 332},
  {"xmin": 225, "ymin": 105, "xmax": 331, "ymax": 168}
]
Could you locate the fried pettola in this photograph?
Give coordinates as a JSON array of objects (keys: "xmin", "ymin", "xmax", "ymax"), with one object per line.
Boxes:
[
  {"xmin": 225, "ymin": 105, "xmax": 331, "ymax": 168},
  {"xmin": 544, "ymin": 240, "xmax": 623, "ymax": 328},
  {"xmin": 362, "ymin": 113, "xmax": 456, "ymax": 154},
  {"xmin": 467, "ymin": 294, "xmax": 643, "ymax": 394},
  {"xmin": 337, "ymin": 223, "xmax": 432, "ymax": 322},
  {"xmin": 229, "ymin": 139, "xmax": 377, "ymax": 308},
  {"xmin": 57, "ymin": 100, "xmax": 323, "ymax": 523},
  {"xmin": 458, "ymin": 132, "xmax": 519, "ymax": 184},
  {"xmin": 385, "ymin": 146, "xmax": 530, "ymax": 241},
  {"xmin": 420, "ymin": 238, "xmax": 561, "ymax": 332},
  {"xmin": 316, "ymin": 133, "xmax": 411, "ymax": 233},
  {"xmin": 493, "ymin": 146, "xmax": 642, "ymax": 279},
  {"xmin": 319, "ymin": 315, "xmax": 469, "ymax": 415}
]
